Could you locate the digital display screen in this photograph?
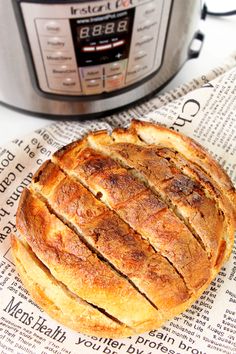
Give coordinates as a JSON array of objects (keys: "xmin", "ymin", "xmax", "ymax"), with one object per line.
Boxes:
[
  {"xmin": 76, "ymin": 18, "xmax": 129, "ymax": 39},
  {"xmin": 70, "ymin": 8, "xmax": 135, "ymax": 67}
]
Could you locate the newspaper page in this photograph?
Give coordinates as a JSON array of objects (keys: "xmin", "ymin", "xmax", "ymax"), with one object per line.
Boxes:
[{"xmin": 0, "ymin": 54, "xmax": 236, "ymax": 354}]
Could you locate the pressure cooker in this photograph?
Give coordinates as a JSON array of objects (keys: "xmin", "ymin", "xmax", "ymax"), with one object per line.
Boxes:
[{"xmin": 0, "ymin": 0, "xmax": 203, "ymax": 118}]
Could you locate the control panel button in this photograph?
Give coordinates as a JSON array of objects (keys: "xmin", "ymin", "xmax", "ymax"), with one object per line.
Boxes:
[
  {"xmin": 144, "ymin": 2, "xmax": 157, "ymax": 17},
  {"xmin": 47, "ymin": 65, "xmax": 77, "ymax": 77},
  {"xmin": 127, "ymin": 64, "xmax": 142, "ymax": 75},
  {"xmin": 62, "ymin": 77, "xmax": 77, "ymax": 87},
  {"xmin": 45, "ymin": 21, "xmax": 61, "ymax": 34},
  {"xmin": 135, "ymin": 35, "xmax": 154, "ymax": 47},
  {"xmin": 105, "ymin": 60, "xmax": 127, "ymax": 76},
  {"xmin": 115, "ymin": 53, "xmax": 123, "ymax": 60},
  {"xmin": 40, "ymin": 36, "xmax": 68, "ymax": 51},
  {"xmin": 36, "ymin": 19, "xmax": 69, "ymax": 36},
  {"xmin": 48, "ymin": 77, "xmax": 81, "ymax": 93},
  {"xmin": 137, "ymin": 20, "xmax": 158, "ymax": 33},
  {"xmin": 82, "ymin": 79, "xmax": 103, "ymax": 94},
  {"xmin": 105, "ymin": 74, "xmax": 125, "ymax": 91},
  {"xmin": 126, "ymin": 64, "xmax": 149, "ymax": 84},
  {"xmin": 133, "ymin": 50, "xmax": 148, "ymax": 62},
  {"xmin": 80, "ymin": 66, "xmax": 103, "ymax": 80},
  {"xmin": 45, "ymin": 51, "xmax": 74, "ymax": 64}
]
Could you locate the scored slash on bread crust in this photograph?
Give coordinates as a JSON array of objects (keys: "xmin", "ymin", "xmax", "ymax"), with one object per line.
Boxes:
[
  {"xmin": 32, "ymin": 161, "xmax": 190, "ymax": 311},
  {"xmin": 86, "ymin": 132, "xmax": 225, "ymax": 266},
  {"xmin": 53, "ymin": 141, "xmax": 211, "ymax": 291},
  {"xmin": 130, "ymin": 120, "xmax": 236, "ymax": 215},
  {"xmin": 16, "ymin": 188, "xmax": 159, "ymax": 332},
  {"xmin": 13, "ymin": 120, "xmax": 236, "ymax": 338},
  {"xmin": 11, "ymin": 236, "xmax": 133, "ymax": 338}
]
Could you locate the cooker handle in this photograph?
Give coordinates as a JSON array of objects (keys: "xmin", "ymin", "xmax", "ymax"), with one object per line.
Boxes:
[{"xmin": 188, "ymin": 30, "xmax": 205, "ymax": 59}]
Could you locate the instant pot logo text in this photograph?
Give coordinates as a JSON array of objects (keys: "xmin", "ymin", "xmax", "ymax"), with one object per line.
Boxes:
[{"xmin": 71, "ymin": 0, "xmax": 134, "ymax": 16}]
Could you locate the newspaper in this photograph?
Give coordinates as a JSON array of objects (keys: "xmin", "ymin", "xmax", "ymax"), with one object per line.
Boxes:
[{"xmin": 0, "ymin": 53, "xmax": 236, "ymax": 354}]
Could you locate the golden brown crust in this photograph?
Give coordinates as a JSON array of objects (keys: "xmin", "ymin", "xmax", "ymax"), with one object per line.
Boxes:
[
  {"xmin": 54, "ymin": 144, "xmax": 211, "ymax": 292},
  {"xmin": 14, "ymin": 119, "xmax": 236, "ymax": 338},
  {"xmin": 130, "ymin": 120, "xmax": 236, "ymax": 221},
  {"xmin": 16, "ymin": 188, "xmax": 159, "ymax": 329},
  {"xmin": 32, "ymin": 161, "xmax": 190, "ymax": 310},
  {"xmin": 156, "ymin": 148, "xmax": 235, "ymax": 263},
  {"xmin": 88, "ymin": 126, "xmax": 235, "ymax": 266},
  {"xmin": 11, "ymin": 235, "xmax": 133, "ymax": 338},
  {"xmin": 87, "ymin": 132, "xmax": 224, "ymax": 265}
]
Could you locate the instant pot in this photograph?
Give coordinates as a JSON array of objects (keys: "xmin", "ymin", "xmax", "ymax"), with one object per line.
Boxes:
[{"xmin": 0, "ymin": 0, "xmax": 203, "ymax": 118}]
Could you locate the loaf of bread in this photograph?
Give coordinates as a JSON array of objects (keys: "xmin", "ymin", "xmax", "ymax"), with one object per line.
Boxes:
[{"xmin": 12, "ymin": 120, "xmax": 236, "ymax": 338}]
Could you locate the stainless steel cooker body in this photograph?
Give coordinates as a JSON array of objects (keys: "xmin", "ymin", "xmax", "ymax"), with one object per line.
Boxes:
[{"xmin": 0, "ymin": 0, "xmax": 202, "ymax": 117}]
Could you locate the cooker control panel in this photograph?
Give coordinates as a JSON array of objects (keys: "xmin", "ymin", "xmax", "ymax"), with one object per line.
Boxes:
[{"xmin": 20, "ymin": 0, "xmax": 171, "ymax": 96}]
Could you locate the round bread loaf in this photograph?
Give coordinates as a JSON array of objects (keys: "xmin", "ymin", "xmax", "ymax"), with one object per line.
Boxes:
[{"xmin": 12, "ymin": 120, "xmax": 236, "ymax": 338}]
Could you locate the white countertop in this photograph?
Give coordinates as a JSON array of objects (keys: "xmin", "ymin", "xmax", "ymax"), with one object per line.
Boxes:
[{"xmin": 0, "ymin": 0, "xmax": 236, "ymax": 146}]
